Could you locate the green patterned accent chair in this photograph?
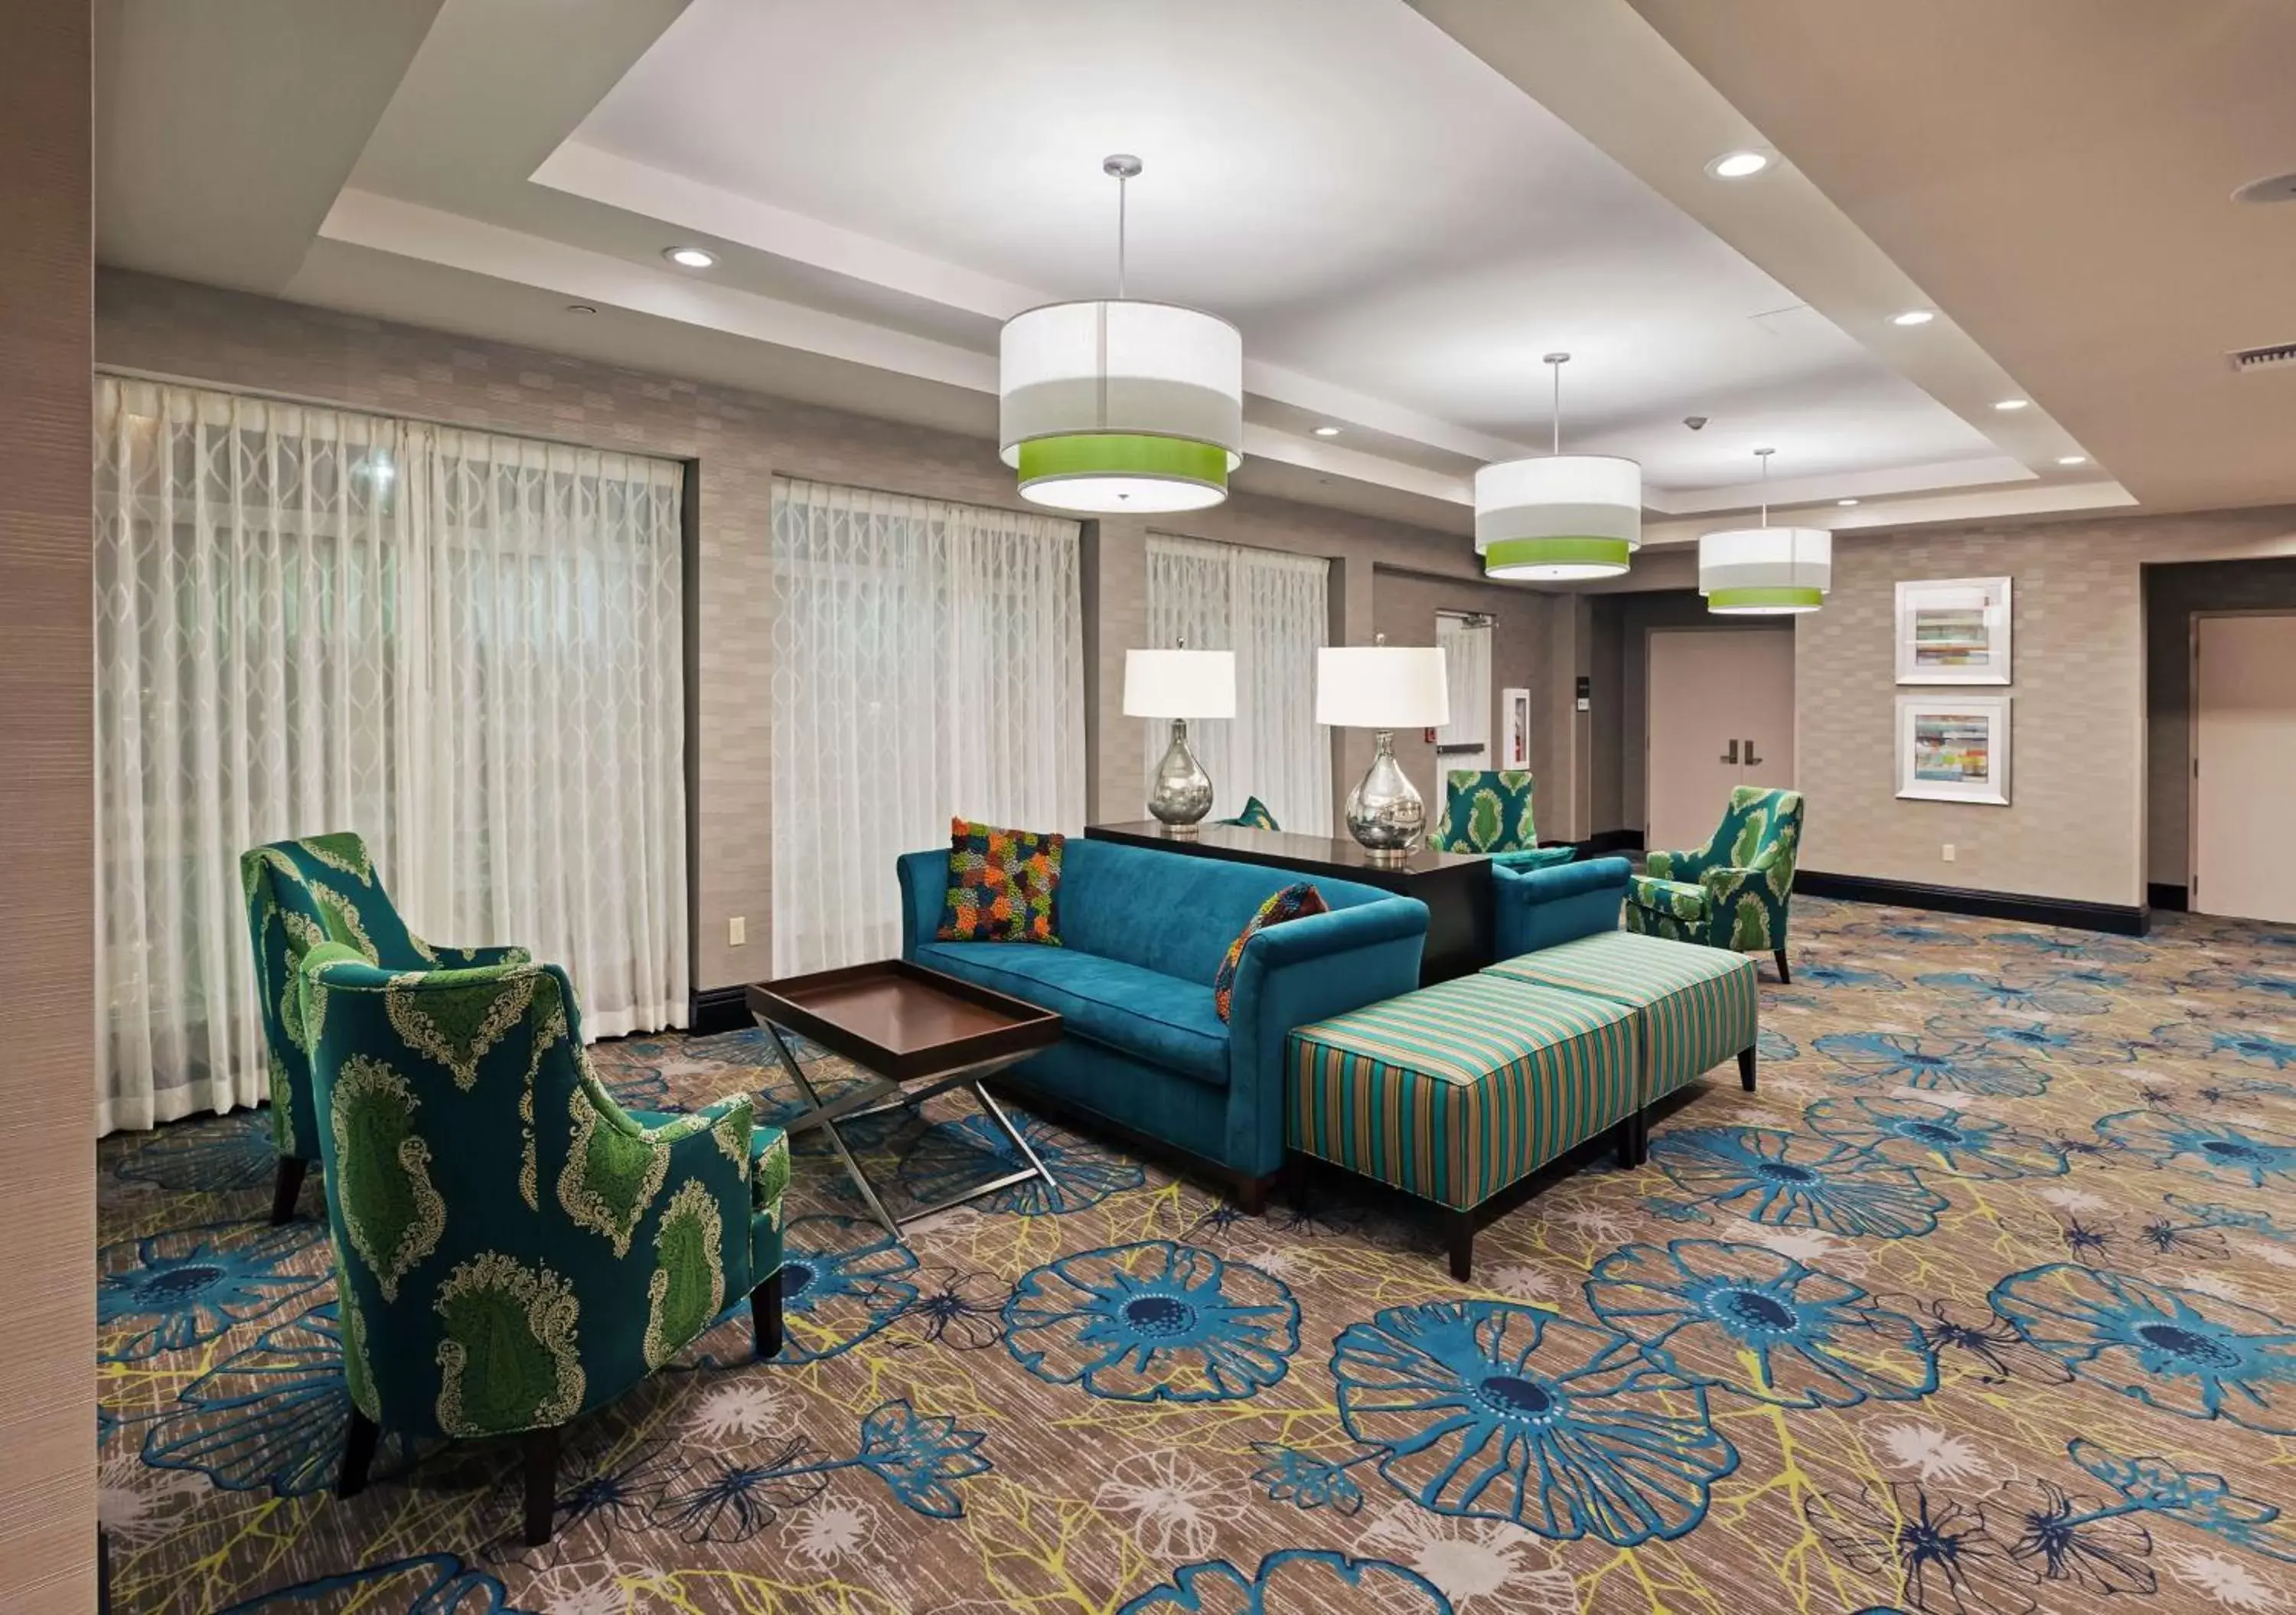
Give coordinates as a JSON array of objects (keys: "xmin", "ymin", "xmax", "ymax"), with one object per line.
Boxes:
[
  {"xmin": 1625, "ymin": 786, "xmax": 1806, "ymax": 981},
  {"xmin": 298, "ymin": 946, "xmax": 791, "ymax": 1545},
  {"xmin": 1424, "ymin": 769, "xmax": 1576, "ymax": 871},
  {"xmin": 242, "ymin": 832, "xmax": 530, "ymax": 1225}
]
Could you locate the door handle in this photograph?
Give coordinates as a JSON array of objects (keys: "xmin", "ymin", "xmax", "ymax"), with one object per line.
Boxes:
[
  {"xmin": 1719, "ymin": 739, "xmax": 1740, "ymax": 764},
  {"xmin": 1744, "ymin": 738, "xmax": 1765, "ymax": 766}
]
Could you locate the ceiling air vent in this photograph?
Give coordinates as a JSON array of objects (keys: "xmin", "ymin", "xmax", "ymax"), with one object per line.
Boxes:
[{"xmin": 2228, "ymin": 341, "xmax": 2296, "ymax": 373}]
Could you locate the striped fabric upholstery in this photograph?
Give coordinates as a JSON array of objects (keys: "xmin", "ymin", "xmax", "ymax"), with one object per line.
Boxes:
[
  {"xmin": 1484, "ymin": 931, "xmax": 1756, "ymax": 1107},
  {"xmin": 1287, "ymin": 974, "xmax": 1639, "ymax": 1211}
]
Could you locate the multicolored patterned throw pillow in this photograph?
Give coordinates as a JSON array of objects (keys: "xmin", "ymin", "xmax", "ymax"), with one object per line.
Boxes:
[
  {"xmin": 1212, "ymin": 882, "xmax": 1330, "ymax": 1021},
  {"xmin": 1218, "ymin": 796, "xmax": 1281, "ymax": 831},
  {"xmin": 938, "ymin": 818, "xmax": 1065, "ymax": 945}
]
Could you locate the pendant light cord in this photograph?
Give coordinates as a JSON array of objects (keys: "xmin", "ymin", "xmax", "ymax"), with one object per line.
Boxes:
[
  {"xmin": 1551, "ymin": 361, "xmax": 1561, "ymax": 455},
  {"xmin": 1116, "ymin": 170, "xmax": 1129, "ymax": 299},
  {"xmin": 1756, "ymin": 447, "xmax": 1775, "ymax": 527}
]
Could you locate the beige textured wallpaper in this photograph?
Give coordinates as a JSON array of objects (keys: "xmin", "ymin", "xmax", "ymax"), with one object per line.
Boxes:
[
  {"xmin": 1801, "ymin": 510, "xmax": 2296, "ymax": 908},
  {"xmin": 0, "ymin": 0, "xmax": 97, "ymax": 1606}
]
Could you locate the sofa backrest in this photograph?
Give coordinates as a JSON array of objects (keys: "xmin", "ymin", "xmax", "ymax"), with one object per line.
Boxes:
[
  {"xmin": 900, "ymin": 837, "xmax": 1401, "ymax": 985},
  {"xmin": 1493, "ymin": 855, "xmax": 1632, "ymax": 957}
]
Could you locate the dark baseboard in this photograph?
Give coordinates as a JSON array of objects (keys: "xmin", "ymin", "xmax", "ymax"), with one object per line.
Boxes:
[
  {"xmin": 1556, "ymin": 828, "xmax": 1644, "ymax": 856},
  {"xmin": 2148, "ymin": 882, "xmax": 2190, "ymax": 913},
  {"xmin": 1797, "ymin": 870, "xmax": 2148, "ymax": 936},
  {"xmin": 690, "ymin": 984, "xmax": 752, "ymax": 1036}
]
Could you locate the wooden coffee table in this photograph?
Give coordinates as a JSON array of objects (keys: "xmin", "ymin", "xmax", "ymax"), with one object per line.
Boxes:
[{"xmin": 745, "ymin": 960, "xmax": 1064, "ymax": 1236}]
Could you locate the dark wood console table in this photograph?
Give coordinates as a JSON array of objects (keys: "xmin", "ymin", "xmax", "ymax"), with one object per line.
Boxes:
[{"xmin": 1084, "ymin": 821, "xmax": 1493, "ymax": 985}]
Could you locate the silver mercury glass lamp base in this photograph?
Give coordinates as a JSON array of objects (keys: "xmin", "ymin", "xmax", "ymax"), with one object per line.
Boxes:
[
  {"xmin": 1343, "ymin": 729, "xmax": 1424, "ymax": 867},
  {"xmin": 1146, "ymin": 717, "xmax": 1215, "ymax": 837}
]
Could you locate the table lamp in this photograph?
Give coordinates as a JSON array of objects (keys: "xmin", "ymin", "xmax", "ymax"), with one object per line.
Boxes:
[
  {"xmin": 1316, "ymin": 635, "xmax": 1450, "ymax": 865},
  {"xmin": 1124, "ymin": 645, "xmax": 1236, "ymax": 836}
]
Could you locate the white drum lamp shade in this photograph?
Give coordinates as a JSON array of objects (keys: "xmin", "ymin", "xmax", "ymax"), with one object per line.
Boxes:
[
  {"xmin": 1698, "ymin": 527, "xmax": 1833, "ymax": 614},
  {"xmin": 1474, "ymin": 455, "xmax": 1642, "ymax": 580},
  {"xmin": 1316, "ymin": 645, "xmax": 1450, "ymax": 729},
  {"xmin": 999, "ymin": 301, "xmax": 1244, "ymax": 514},
  {"xmin": 1124, "ymin": 648, "xmax": 1237, "ymax": 719}
]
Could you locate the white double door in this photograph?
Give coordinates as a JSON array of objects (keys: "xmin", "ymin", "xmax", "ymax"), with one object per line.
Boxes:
[
  {"xmin": 1646, "ymin": 627, "xmax": 1796, "ymax": 855},
  {"xmin": 2192, "ymin": 612, "xmax": 2296, "ymax": 924}
]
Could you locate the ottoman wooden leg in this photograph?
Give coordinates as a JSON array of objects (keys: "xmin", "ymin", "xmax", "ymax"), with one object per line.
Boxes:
[
  {"xmin": 1445, "ymin": 1210, "xmax": 1475, "ymax": 1284},
  {"xmin": 1613, "ymin": 1115, "xmax": 1639, "ymax": 1169},
  {"xmin": 1739, "ymin": 1046, "xmax": 1758, "ymax": 1092}
]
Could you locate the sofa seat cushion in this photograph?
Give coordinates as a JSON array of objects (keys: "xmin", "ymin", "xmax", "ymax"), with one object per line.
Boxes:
[
  {"xmin": 1485, "ymin": 931, "xmax": 1756, "ymax": 1107},
  {"xmin": 1287, "ymin": 974, "xmax": 1638, "ymax": 1211},
  {"xmin": 914, "ymin": 941, "xmax": 1230, "ymax": 1086}
]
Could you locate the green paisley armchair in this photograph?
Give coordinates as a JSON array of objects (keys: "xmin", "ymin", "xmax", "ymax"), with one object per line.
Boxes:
[
  {"xmin": 1424, "ymin": 769, "xmax": 1576, "ymax": 870},
  {"xmin": 1625, "ymin": 785, "xmax": 1805, "ymax": 980},
  {"xmin": 299, "ymin": 945, "xmax": 790, "ymax": 1546},
  {"xmin": 242, "ymin": 832, "xmax": 528, "ymax": 1224}
]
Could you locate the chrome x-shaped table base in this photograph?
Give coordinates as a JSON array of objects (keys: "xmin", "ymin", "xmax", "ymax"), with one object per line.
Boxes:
[{"xmin": 758, "ymin": 1020, "xmax": 1054, "ymax": 1238}]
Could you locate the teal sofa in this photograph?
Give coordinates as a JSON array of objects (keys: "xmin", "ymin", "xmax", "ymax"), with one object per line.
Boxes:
[{"xmin": 896, "ymin": 839, "xmax": 1427, "ymax": 1207}]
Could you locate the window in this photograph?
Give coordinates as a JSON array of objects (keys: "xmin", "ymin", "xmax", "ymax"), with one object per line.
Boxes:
[{"xmin": 768, "ymin": 478, "xmax": 1084, "ymax": 973}]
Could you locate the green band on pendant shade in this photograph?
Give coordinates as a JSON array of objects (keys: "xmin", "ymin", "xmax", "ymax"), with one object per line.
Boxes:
[
  {"xmin": 1016, "ymin": 434, "xmax": 1228, "ymax": 488},
  {"xmin": 1707, "ymin": 586, "xmax": 1825, "ymax": 611},
  {"xmin": 1483, "ymin": 536, "xmax": 1632, "ymax": 574}
]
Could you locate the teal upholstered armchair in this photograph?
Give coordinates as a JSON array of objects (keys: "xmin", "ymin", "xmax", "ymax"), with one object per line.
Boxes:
[
  {"xmin": 299, "ymin": 945, "xmax": 790, "ymax": 1545},
  {"xmin": 1624, "ymin": 785, "xmax": 1806, "ymax": 980},
  {"xmin": 242, "ymin": 832, "xmax": 528, "ymax": 1224},
  {"xmin": 1424, "ymin": 769, "xmax": 1576, "ymax": 870}
]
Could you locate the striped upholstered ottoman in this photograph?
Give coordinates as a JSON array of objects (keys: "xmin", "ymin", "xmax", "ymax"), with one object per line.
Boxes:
[
  {"xmin": 1483, "ymin": 930, "xmax": 1758, "ymax": 1162},
  {"xmin": 1287, "ymin": 972, "xmax": 1639, "ymax": 1280}
]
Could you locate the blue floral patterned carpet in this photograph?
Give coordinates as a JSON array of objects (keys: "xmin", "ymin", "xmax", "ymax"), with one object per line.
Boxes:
[{"xmin": 96, "ymin": 899, "xmax": 2296, "ymax": 1614}]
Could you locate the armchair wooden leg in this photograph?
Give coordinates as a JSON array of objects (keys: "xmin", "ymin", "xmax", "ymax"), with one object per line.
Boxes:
[
  {"xmin": 336, "ymin": 1410, "xmax": 378, "ymax": 1499},
  {"xmin": 752, "ymin": 1268, "xmax": 784, "ymax": 1360},
  {"xmin": 1444, "ymin": 1209, "xmax": 1476, "ymax": 1284},
  {"xmin": 1773, "ymin": 948, "xmax": 1791, "ymax": 985},
  {"xmin": 270, "ymin": 1157, "xmax": 308, "ymax": 1225},
  {"xmin": 1739, "ymin": 1046, "xmax": 1759, "ymax": 1093},
  {"xmin": 1613, "ymin": 1115, "xmax": 1639, "ymax": 1170},
  {"xmin": 521, "ymin": 1426, "xmax": 560, "ymax": 1548}
]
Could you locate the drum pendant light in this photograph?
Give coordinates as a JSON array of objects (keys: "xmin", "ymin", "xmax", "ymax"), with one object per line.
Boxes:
[
  {"xmin": 1474, "ymin": 353, "xmax": 1642, "ymax": 581},
  {"xmin": 998, "ymin": 156, "xmax": 1244, "ymax": 514},
  {"xmin": 1699, "ymin": 448, "xmax": 1832, "ymax": 614}
]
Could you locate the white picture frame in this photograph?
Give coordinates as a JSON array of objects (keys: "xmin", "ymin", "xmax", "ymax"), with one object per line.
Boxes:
[
  {"xmin": 1896, "ymin": 576, "xmax": 2013, "ymax": 684},
  {"xmin": 1502, "ymin": 686, "xmax": 1531, "ymax": 768},
  {"xmin": 1896, "ymin": 695, "xmax": 2012, "ymax": 805}
]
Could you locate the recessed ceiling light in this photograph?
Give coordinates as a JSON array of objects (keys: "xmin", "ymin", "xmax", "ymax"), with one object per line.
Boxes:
[
  {"xmin": 1706, "ymin": 150, "xmax": 1772, "ymax": 179},
  {"xmin": 1837, "ymin": 498, "xmax": 1861, "ymax": 507},
  {"xmin": 1313, "ymin": 426, "xmax": 1342, "ymax": 438},
  {"xmin": 1993, "ymin": 398, "xmax": 2029, "ymax": 411},
  {"xmin": 2056, "ymin": 454, "xmax": 2089, "ymax": 466},
  {"xmin": 1889, "ymin": 309, "xmax": 1936, "ymax": 327},
  {"xmin": 566, "ymin": 303, "xmax": 599, "ymax": 315},
  {"xmin": 664, "ymin": 246, "xmax": 717, "ymax": 269}
]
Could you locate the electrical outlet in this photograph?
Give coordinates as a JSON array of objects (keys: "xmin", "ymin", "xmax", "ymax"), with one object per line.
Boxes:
[
  {"xmin": 1941, "ymin": 844, "xmax": 1956, "ymax": 863},
  {"xmin": 728, "ymin": 915, "xmax": 747, "ymax": 947}
]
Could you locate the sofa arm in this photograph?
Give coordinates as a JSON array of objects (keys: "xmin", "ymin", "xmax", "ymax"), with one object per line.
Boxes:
[
  {"xmin": 1225, "ymin": 897, "xmax": 1428, "ymax": 1177},
  {"xmin": 895, "ymin": 850, "xmax": 951, "ymax": 958},
  {"xmin": 1492, "ymin": 855, "xmax": 1630, "ymax": 957}
]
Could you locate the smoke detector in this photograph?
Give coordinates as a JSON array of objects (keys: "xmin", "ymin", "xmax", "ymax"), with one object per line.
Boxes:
[{"xmin": 2227, "ymin": 341, "xmax": 2296, "ymax": 374}]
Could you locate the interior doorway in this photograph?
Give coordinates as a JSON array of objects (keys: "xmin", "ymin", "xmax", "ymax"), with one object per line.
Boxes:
[
  {"xmin": 2192, "ymin": 611, "xmax": 2296, "ymax": 924},
  {"xmin": 1645, "ymin": 626, "xmax": 1795, "ymax": 853},
  {"xmin": 1435, "ymin": 611, "xmax": 1494, "ymax": 774}
]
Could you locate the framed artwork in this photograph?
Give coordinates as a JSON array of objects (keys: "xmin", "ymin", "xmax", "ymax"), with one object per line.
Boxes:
[
  {"xmin": 1502, "ymin": 687, "xmax": 1531, "ymax": 768},
  {"xmin": 1896, "ymin": 576, "xmax": 2012, "ymax": 684},
  {"xmin": 1896, "ymin": 695, "xmax": 2011, "ymax": 804}
]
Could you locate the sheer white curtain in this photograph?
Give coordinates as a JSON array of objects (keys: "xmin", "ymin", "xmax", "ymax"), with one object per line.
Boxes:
[
  {"xmin": 1145, "ymin": 533, "xmax": 1332, "ymax": 833},
  {"xmin": 769, "ymin": 478, "xmax": 1084, "ymax": 974},
  {"xmin": 94, "ymin": 376, "xmax": 688, "ymax": 1135},
  {"xmin": 1436, "ymin": 612, "xmax": 1494, "ymax": 768}
]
